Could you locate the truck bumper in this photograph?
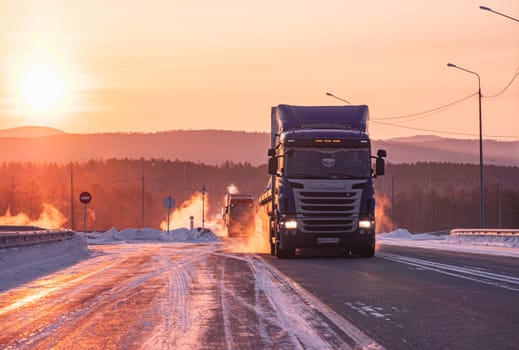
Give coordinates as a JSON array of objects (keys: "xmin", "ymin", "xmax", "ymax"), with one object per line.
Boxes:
[{"xmin": 278, "ymin": 229, "xmax": 374, "ymax": 250}]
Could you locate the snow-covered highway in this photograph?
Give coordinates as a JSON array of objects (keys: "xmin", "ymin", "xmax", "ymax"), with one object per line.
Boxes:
[{"xmin": 1, "ymin": 228, "xmax": 518, "ymax": 349}]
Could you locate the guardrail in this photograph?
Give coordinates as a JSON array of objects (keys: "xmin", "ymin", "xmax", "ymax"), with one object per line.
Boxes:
[
  {"xmin": 450, "ymin": 229, "xmax": 519, "ymax": 237},
  {"xmin": 0, "ymin": 230, "xmax": 75, "ymax": 249}
]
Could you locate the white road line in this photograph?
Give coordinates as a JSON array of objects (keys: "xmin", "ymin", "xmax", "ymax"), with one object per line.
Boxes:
[
  {"xmin": 218, "ymin": 256, "xmax": 235, "ymax": 350},
  {"xmin": 378, "ymin": 252, "xmax": 519, "ymax": 292}
]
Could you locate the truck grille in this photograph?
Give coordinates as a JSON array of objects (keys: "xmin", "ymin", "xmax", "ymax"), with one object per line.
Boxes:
[{"xmin": 291, "ymin": 180, "xmax": 365, "ymax": 234}]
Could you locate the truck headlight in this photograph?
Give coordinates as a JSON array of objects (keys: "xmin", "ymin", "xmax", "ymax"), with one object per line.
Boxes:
[
  {"xmin": 359, "ymin": 220, "xmax": 372, "ymax": 229},
  {"xmin": 284, "ymin": 220, "xmax": 297, "ymax": 229}
]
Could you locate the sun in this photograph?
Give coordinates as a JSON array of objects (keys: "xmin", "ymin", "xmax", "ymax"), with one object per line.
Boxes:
[
  {"xmin": 5, "ymin": 49, "xmax": 75, "ymax": 125},
  {"xmin": 19, "ymin": 63, "xmax": 66, "ymax": 113}
]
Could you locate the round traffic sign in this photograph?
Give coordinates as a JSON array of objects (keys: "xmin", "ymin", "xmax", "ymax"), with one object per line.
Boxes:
[
  {"xmin": 163, "ymin": 196, "xmax": 175, "ymax": 209},
  {"xmin": 79, "ymin": 191, "xmax": 92, "ymax": 204}
]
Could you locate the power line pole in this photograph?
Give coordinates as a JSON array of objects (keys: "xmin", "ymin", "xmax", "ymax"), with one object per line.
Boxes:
[
  {"xmin": 10, "ymin": 176, "xmax": 15, "ymax": 213},
  {"xmin": 70, "ymin": 166, "xmax": 75, "ymax": 231},
  {"xmin": 498, "ymin": 177, "xmax": 502, "ymax": 228},
  {"xmin": 141, "ymin": 171, "xmax": 145, "ymax": 228},
  {"xmin": 202, "ymin": 182, "xmax": 206, "ymax": 230},
  {"xmin": 391, "ymin": 176, "xmax": 395, "ymax": 231}
]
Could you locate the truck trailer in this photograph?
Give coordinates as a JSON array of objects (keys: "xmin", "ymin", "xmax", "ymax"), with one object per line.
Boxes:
[{"xmin": 258, "ymin": 104, "xmax": 386, "ymax": 258}]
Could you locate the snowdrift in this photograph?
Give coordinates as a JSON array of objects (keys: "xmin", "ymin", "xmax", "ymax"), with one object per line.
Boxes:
[
  {"xmin": 87, "ymin": 227, "xmax": 220, "ymax": 244},
  {"xmin": 378, "ymin": 228, "xmax": 519, "ymax": 257}
]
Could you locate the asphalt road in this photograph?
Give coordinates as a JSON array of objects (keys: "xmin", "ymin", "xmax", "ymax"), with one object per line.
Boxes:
[
  {"xmin": 1, "ymin": 239, "xmax": 517, "ymax": 349},
  {"xmin": 265, "ymin": 244, "xmax": 519, "ymax": 350}
]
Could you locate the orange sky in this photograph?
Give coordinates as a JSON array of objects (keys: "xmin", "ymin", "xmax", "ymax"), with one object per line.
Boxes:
[{"xmin": 0, "ymin": 0, "xmax": 518, "ymax": 140}]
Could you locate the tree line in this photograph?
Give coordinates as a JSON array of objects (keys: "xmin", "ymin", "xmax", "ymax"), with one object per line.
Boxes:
[
  {"xmin": 0, "ymin": 159, "xmax": 517, "ymax": 232},
  {"xmin": 376, "ymin": 162, "xmax": 519, "ymax": 232}
]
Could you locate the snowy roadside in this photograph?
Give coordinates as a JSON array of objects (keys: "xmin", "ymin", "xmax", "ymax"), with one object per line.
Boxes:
[
  {"xmin": 86, "ymin": 227, "xmax": 221, "ymax": 244},
  {"xmin": 0, "ymin": 227, "xmax": 220, "ymax": 292},
  {"xmin": 0, "ymin": 234, "xmax": 91, "ymax": 291},
  {"xmin": 378, "ymin": 229, "xmax": 519, "ymax": 258}
]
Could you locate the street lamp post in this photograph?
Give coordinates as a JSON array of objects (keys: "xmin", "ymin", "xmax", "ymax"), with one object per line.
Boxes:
[
  {"xmin": 325, "ymin": 92, "xmax": 352, "ymax": 105},
  {"xmin": 480, "ymin": 6, "xmax": 519, "ymax": 22},
  {"xmin": 447, "ymin": 63, "xmax": 484, "ymax": 228}
]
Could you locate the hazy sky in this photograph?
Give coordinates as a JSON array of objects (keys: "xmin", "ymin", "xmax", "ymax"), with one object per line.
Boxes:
[{"xmin": 0, "ymin": 0, "xmax": 518, "ymax": 140}]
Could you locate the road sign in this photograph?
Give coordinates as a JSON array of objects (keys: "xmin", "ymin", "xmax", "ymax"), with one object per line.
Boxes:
[
  {"xmin": 163, "ymin": 196, "xmax": 175, "ymax": 234},
  {"xmin": 79, "ymin": 192, "xmax": 92, "ymax": 236},
  {"xmin": 163, "ymin": 196, "xmax": 175, "ymax": 209},
  {"xmin": 79, "ymin": 192, "xmax": 92, "ymax": 204}
]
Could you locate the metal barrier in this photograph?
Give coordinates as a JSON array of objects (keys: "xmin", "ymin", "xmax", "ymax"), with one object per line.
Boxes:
[
  {"xmin": 450, "ymin": 229, "xmax": 519, "ymax": 237},
  {"xmin": 0, "ymin": 230, "xmax": 75, "ymax": 249}
]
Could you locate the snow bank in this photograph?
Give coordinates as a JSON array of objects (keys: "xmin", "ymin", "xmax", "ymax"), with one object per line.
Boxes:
[
  {"xmin": 446, "ymin": 234, "xmax": 519, "ymax": 248},
  {"xmin": 378, "ymin": 229, "xmax": 519, "ymax": 258},
  {"xmin": 0, "ymin": 234, "xmax": 90, "ymax": 291},
  {"xmin": 87, "ymin": 227, "xmax": 220, "ymax": 245},
  {"xmin": 378, "ymin": 229, "xmax": 444, "ymax": 241}
]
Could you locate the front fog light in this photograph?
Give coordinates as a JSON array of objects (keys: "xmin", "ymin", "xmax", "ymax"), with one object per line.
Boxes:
[
  {"xmin": 359, "ymin": 220, "xmax": 372, "ymax": 229},
  {"xmin": 285, "ymin": 220, "xmax": 297, "ymax": 229}
]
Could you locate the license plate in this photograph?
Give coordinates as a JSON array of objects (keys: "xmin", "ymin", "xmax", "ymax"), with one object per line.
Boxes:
[{"xmin": 317, "ymin": 237, "xmax": 340, "ymax": 244}]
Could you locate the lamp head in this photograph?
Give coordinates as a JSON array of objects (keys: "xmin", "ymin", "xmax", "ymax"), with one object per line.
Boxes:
[
  {"xmin": 447, "ymin": 63, "xmax": 457, "ymax": 68},
  {"xmin": 479, "ymin": 6, "xmax": 492, "ymax": 11}
]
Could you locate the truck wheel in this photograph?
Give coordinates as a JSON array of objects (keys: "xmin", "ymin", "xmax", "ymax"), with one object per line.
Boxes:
[
  {"xmin": 358, "ymin": 244, "xmax": 375, "ymax": 258},
  {"xmin": 275, "ymin": 242, "xmax": 294, "ymax": 259},
  {"xmin": 269, "ymin": 229, "xmax": 275, "ymax": 256}
]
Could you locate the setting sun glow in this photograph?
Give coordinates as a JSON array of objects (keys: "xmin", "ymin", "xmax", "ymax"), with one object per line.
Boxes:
[
  {"xmin": 4, "ymin": 48, "xmax": 75, "ymax": 126},
  {"xmin": 0, "ymin": 1, "xmax": 517, "ymax": 138},
  {"xmin": 19, "ymin": 62, "xmax": 66, "ymax": 113}
]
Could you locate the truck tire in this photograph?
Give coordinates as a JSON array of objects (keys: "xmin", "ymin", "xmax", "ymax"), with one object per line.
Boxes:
[
  {"xmin": 359, "ymin": 245, "xmax": 375, "ymax": 258},
  {"xmin": 275, "ymin": 242, "xmax": 294, "ymax": 259},
  {"xmin": 269, "ymin": 227, "xmax": 275, "ymax": 256},
  {"xmin": 358, "ymin": 239, "xmax": 375, "ymax": 258}
]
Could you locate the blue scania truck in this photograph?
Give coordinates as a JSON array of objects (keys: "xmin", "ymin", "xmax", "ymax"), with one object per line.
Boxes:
[{"xmin": 258, "ymin": 104, "xmax": 386, "ymax": 258}]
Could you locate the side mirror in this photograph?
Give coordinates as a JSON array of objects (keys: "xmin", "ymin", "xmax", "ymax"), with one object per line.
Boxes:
[
  {"xmin": 268, "ymin": 157, "xmax": 278, "ymax": 175},
  {"xmin": 375, "ymin": 157, "xmax": 385, "ymax": 176},
  {"xmin": 268, "ymin": 148, "xmax": 276, "ymax": 157},
  {"xmin": 377, "ymin": 149, "xmax": 387, "ymax": 158}
]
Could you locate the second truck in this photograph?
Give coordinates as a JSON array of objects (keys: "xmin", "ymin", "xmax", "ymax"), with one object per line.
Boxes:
[
  {"xmin": 258, "ymin": 104, "xmax": 386, "ymax": 258},
  {"xmin": 222, "ymin": 193, "xmax": 255, "ymax": 237}
]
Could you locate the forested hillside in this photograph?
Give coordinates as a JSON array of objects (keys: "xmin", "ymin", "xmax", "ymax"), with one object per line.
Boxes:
[
  {"xmin": 376, "ymin": 163, "xmax": 519, "ymax": 232},
  {"xmin": 0, "ymin": 160, "xmax": 518, "ymax": 232}
]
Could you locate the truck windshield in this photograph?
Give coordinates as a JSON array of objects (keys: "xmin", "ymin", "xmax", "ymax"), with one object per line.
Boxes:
[
  {"xmin": 230, "ymin": 200, "xmax": 254, "ymax": 215},
  {"xmin": 284, "ymin": 147, "xmax": 370, "ymax": 179}
]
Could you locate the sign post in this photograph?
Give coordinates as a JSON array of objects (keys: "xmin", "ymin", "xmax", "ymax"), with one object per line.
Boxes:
[
  {"xmin": 79, "ymin": 192, "xmax": 92, "ymax": 236},
  {"xmin": 202, "ymin": 183, "xmax": 206, "ymax": 230},
  {"xmin": 163, "ymin": 196, "xmax": 175, "ymax": 234}
]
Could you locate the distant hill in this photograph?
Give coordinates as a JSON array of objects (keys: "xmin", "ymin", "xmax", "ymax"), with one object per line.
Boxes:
[
  {"xmin": 375, "ymin": 137, "xmax": 519, "ymax": 166},
  {"xmin": 388, "ymin": 135, "xmax": 445, "ymax": 143},
  {"xmin": 0, "ymin": 128, "xmax": 517, "ymax": 166},
  {"xmin": 0, "ymin": 126, "xmax": 66, "ymax": 138},
  {"xmin": 0, "ymin": 130, "xmax": 270, "ymax": 165}
]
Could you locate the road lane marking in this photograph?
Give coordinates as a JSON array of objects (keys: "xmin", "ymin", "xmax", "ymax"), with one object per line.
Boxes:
[
  {"xmin": 345, "ymin": 302, "xmax": 392, "ymax": 321},
  {"xmin": 255, "ymin": 255, "xmax": 385, "ymax": 350},
  {"xmin": 378, "ymin": 253, "xmax": 519, "ymax": 292}
]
